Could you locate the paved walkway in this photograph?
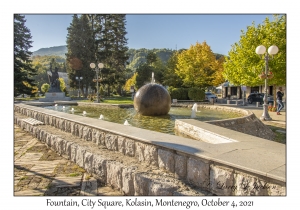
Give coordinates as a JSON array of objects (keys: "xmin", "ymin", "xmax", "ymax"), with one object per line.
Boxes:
[{"xmin": 14, "ymin": 125, "xmax": 122, "ymax": 196}]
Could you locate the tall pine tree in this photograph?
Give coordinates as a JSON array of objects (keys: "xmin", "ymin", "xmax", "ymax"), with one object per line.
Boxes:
[
  {"xmin": 90, "ymin": 14, "xmax": 129, "ymax": 95},
  {"xmin": 66, "ymin": 14, "xmax": 129, "ymax": 96},
  {"xmin": 14, "ymin": 14, "xmax": 37, "ymax": 97},
  {"xmin": 109, "ymin": 14, "xmax": 129, "ymax": 94},
  {"xmin": 66, "ymin": 14, "xmax": 95, "ymax": 97}
]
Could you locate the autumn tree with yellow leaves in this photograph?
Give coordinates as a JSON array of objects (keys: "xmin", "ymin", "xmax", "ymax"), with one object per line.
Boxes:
[{"xmin": 176, "ymin": 41, "xmax": 224, "ymax": 89}]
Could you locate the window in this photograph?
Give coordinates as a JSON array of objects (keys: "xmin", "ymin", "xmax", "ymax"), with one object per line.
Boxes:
[
  {"xmin": 231, "ymin": 87, "xmax": 237, "ymax": 95},
  {"xmin": 251, "ymin": 86, "xmax": 259, "ymax": 93}
]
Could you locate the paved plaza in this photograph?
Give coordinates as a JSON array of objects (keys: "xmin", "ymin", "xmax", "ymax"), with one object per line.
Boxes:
[{"xmin": 14, "ymin": 125, "xmax": 122, "ymax": 196}]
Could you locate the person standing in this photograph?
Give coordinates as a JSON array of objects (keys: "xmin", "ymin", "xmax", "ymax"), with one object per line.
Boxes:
[{"xmin": 276, "ymin": 87, "xmax": 284, "ymax": 115}]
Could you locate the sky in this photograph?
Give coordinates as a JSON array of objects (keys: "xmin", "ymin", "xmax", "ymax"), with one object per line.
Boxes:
[{"xmin": 24, "ymin": 14, "xmax": 275, "ymax": 55}]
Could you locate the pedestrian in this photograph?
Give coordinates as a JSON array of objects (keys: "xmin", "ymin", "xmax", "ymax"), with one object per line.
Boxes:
[{"xmin": 276, "ymin": 87, "xmax": 284, "ymax": 115}]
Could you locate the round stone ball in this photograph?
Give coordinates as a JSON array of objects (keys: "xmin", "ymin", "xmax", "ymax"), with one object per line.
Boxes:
[{"xmin": 134, "ymin": 84, "xmax": 171, "ymax": 116}]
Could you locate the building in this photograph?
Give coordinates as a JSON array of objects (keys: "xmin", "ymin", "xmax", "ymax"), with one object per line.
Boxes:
[{"xmin": 217, "ymin": 82, "xmax": 286, "ymax": 101}]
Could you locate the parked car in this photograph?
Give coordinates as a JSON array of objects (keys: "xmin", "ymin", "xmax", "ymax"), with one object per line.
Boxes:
[
  {"xmin": 205, "ymin": 92, "xmax": 217, "ymax": 102},
  {"xmin": 247, "ymin": 93, "xmax": 274, "ymax": 105}
]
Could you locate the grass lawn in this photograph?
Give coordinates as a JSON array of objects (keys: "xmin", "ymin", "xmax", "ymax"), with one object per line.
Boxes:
[
  {"xmin": 102, "ymin": 96, "xmax": 133, "ymax": 104},
  {"xmin": 14, "ymin": 97, "xmax": 40, "ymax": 101},
  {"xmin": 266, "ymin": 124, "xmax": 286, "ymax": 144},
  {"xmin": 78, "ymin": 96, "xmax": 134, "ymax": 105}
]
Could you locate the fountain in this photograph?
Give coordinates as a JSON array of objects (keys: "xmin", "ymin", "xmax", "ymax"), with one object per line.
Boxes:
[
  {"xmin": 124, "ymin": 120, "xmax": 130, "ymax": 126},
  {"xmin": 43, "ymin": 105, "xmax": 243, "ymax": 135},
  {"xmin": 191, "ymin": 103, "xmax": 198, "ymax": 118},
  {"xmin": 134, "ymin": 72, "xmax": 171, "ymax": 116}
]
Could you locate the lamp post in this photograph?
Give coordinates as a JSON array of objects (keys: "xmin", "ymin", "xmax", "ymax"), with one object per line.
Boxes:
[
  {"xmin": 75, "ymin": 76, "xmax": 83, "ymax": 97},
  {"xmin": 255, "ymin": 45, "xmax": 279, "ymax": 121},
  {"xmin": 90, "ymin": 62, "xmax": 104, "ymax": 103}
]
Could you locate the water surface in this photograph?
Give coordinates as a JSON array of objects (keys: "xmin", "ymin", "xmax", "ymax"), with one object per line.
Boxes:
[{"xmin": 45, "ymin": 105, "xmax": 243, "ymax": 135}]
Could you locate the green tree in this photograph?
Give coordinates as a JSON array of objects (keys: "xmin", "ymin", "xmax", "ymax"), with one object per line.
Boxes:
[
  {"xmin": 66, "ymin": 14, "xmax": 95, "ymax": 98},
  {"xmin": 135, "ymin": 63, "xmax": 155, "ymax": 89},
  {"xmin": 32, "ymin": 61, "xmax": 48, "ymax": 90},
  {"xmin": 163, "ymin": 51, "xmax": 184, "ymax": 88},
  {"xmin": 66, "ymin": 14, "xmax": 129, "ymax": 97},
  {"xmin": 146, "ymin": 51, "xmax": 157, "ymax": 66},
  {"xmin": 14, "ymin": 14, "xmax": 37, "ymax": 97},
  {"xmin": 93, "ymin": 14, "xmax": 129, "ymax": 96},
  {"xmin": 176, "ymin": 41, "xmax": 217, "ymax": 88},
  {"xmin": 223, "ymin": 15, "xmax": 286, "ymax": 88}
]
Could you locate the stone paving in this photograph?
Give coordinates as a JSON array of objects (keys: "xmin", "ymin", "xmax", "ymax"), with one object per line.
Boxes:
[{"xmin": 14, "ymin": 125, "xmax": 122, "ymax": 196}]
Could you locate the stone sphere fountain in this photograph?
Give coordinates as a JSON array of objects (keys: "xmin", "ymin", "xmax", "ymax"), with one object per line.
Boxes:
[{"xmin": 134, "ymin": 73, "xmax": 171, "ymax": 116}]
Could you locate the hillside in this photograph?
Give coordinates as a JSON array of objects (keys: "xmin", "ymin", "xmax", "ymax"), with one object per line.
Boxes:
[
  {"xmin": 32, "ymin": 45, "xmax": 67, "ymax": 57},
  {"xmin": 32, "ymin": 46, "xmax": 177, "ymax": 70},
  {"xmin": 32, "ymin": 45, "xmax": 224, "ymax": 70}
]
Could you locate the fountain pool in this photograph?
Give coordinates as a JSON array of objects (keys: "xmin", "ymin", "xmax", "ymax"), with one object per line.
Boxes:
[{"xmin": 44, "ymin": 105, "xmax": 243, "ymax": 135}]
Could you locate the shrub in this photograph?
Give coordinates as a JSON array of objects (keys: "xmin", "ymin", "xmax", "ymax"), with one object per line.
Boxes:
[
  {"xmin": 41, "ymin": 83, "xmax": 50, "ymax": 94},
  {"xmin": 169, "ymin": 87, "xmax": 189, "ymax": 100},
  {"xmin": 188, "ymin": 87, "xmax": 205, "ymax": 101},
  {"xmin": 87, "ymin": 94, "xmax": 96, "ymax": 102}
]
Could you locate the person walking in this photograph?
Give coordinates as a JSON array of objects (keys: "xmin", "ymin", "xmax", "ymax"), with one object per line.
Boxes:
[{"xmin": 276, "ymin": 87, "xmax": 284, "ymax": 115}]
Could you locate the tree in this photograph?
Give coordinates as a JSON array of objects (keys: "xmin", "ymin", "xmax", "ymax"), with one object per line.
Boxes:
[
  {"xmin": 163, "ymin": 51, "xmax": 184, "ymax": 88},
  {"xmin": 66, "ymin": 14, "xmax": 129, "ymax": 97},
  {"xmin": 94, "ymin": 14, "xmax": 129, "ymax": 95},
  {"xmin": 23, "ymin": 81, "xmax": 38, "ymax": 96},
  {"xmin": 146, "ymin": 51, "xmax": 157, "ymax": 66},
  {"xmin": 14, "ymin": 14, "xmax": 37, "ymax": 97},
  {"xmin": 124, "ymin": 72, "xmax": 137, "ymax": 92},
  {"xmin": 212, "ymin": 56, "xmax": 226, "ymax": 86},
  {"xmin": 223, "ymin": 15, "xmax": 286, "ymax": 87},
  {"xmin": 66, "ymin": 14, "xmax": 95, "ymax": 97},
  {"xmin": 176, "ymin": 41, "xmax": 218, "ymax": 88},
  {"xmin": 135, "ymin": 63, "xmax": 155, "ymax": 89}
]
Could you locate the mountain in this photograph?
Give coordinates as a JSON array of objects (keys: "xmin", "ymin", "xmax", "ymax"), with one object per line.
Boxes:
[
  {"xmin": 32, "ymin": 45, "xmax": 224, "ymax": 70},
  {"xmin": 32, "ymin": 46, "xmax": 177, "ymax": 70},
  {"xmin": 32, "ymin": 45, "xmax": 67, "ymax": 57},
  {"xmin": 126, "ymin": 48, "xmax": 175, "ymax": 70}
]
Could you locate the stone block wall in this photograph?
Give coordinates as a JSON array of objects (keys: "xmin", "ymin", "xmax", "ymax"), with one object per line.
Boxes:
[{"xmin": 14, "ymin": 104, "xmax": 285, "ymax": 196}]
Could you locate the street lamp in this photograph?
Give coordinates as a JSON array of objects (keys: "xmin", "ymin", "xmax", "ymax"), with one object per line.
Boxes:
[
  {"xmin": 75, "ymin": 76, "xmax": 83, "ymax": 97},
  {"xmin": 255, "ymin": 45, "xmax": 279, "ymax": 121},
  {"xmin": 90, "ymin": 62, "xmax": 104, "ymax": 103}
]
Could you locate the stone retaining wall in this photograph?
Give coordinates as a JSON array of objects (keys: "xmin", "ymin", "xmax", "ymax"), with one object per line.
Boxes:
[{"xmin": 14, "ymin": 104, "xmax": 285, "ymax": 196}]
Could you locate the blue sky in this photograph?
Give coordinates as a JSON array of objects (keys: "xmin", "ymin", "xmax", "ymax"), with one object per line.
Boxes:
[{"xmin": 24, "ymin": 14, "xmax": 274, "ymax": 55}]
